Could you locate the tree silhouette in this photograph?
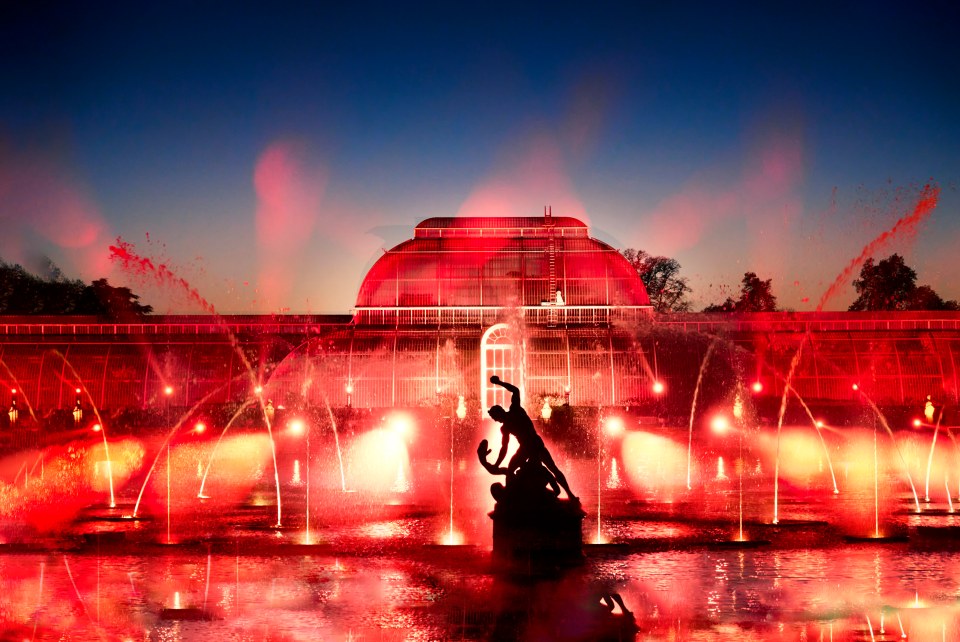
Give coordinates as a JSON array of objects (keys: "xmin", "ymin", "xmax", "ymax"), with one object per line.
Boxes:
[
  {"xmin": 703, "ymin": 272, "xmax": 778, "ymax": 312},
  {"xmin": 850, "ymin": 254, "xmax": 958, "ymax": 311},
  {"xmin": 737, "ymin": 272, "xmax": 778, "ymax": 312},
  {"xmin": 80, "ymin": 278, "xmax": 153, "ymax": 318},
  {"xmin": 0, "ymin": 261, "xmax": 152, "ymax": 318},
  {"xmin": 621, "ymin": 249, "xmax": 692, "ymax": 313},
  {"xmin": 702, "ymin": 297, "xmax": 737, "ymax": 313}
]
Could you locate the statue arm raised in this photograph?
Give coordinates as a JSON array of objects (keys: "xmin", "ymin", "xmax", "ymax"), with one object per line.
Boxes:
[{"xmin": 490, "ymin": 376, "xmax": 520, "ymax": 406}]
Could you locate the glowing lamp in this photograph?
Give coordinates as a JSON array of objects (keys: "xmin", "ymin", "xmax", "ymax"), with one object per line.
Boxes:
[
  {"xmin": 288, "ymin": 419, "xmax": 306, "ymax": 436},
  {"xmin": 75, "ymin": 387, "xmax": 82, "ymax": 394},
  {"xmin": 852, "ymin": 383, "xmax": 859, "ymax": 391},
  {"xmin": 652, "ymin": 381, "xmax": 665, "ymax": 395},
  {"xmin": 164, "ymin": 386, "xmax": 174, "ymax": 396},
  {"xmin": 710, "ymin": 415, "xmax": 730, "ymax": 434},
  {"xmin": 751, "ymin": 381, "xmax": 763, "ymax": 393},
  {"xmin": 345, "ymin": 382, "xmax": 354, "ymax": 395},
  {"xmin": 604, "ymin": 416, "xmax": 625, "ymax": 436},
  {"xmin": 815, "ymin": 420, "xmax": 824, "ymax": 429},
  {"xmin": 254, "ymin": 386, "xmax": 263, "ymax": 394},
  {"xmin": 913, "ymin": 418, "xmax": 922, "ymax": 428},
  {"xmin": 10, "ymin": 389, "xmax": 15, "ymax": 394},
  {"xmin": 388, "ymin": 413, "xmax": 414, "ymax": 438},
  {"xmin": 541, "ymin": 399, "xmax": 552, "ymax": 420},
  {"xmin": 194, "ymin": 422, "xmax": 206, "ymax": 434},
  {"xmin": 92, "ymin": 423, "xmax": 102, "ymax": 432}
]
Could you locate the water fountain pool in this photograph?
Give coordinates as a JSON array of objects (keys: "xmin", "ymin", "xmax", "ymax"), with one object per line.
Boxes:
[{"xmin": 3, "ymin": 411, "xmax": 960, "ymax": 640}]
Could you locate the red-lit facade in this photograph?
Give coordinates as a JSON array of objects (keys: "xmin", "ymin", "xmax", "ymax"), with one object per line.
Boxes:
[
  {"xmin": 0, "ymin": 214, "xmax": 958, "ymax": 431},
  {"xmin": 356, "ymin": 216, "xmax": 649, "ymax": 315}
]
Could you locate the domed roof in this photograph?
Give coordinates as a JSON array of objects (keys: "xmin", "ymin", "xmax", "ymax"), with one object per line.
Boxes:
[{"xmin": 355, "ymin": 215, "xmax": 650, "ymax": 310}]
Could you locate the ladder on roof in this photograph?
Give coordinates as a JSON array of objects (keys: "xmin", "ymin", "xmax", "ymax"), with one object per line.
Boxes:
[{"xmin": 546, "ymin": 206, "xmax": 557, "ymax": 328}]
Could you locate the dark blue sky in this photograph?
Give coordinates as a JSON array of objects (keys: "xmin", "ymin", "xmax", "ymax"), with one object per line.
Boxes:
[{"xmin": 2, "ymin": 2, "xmax": 958, "ymax": 312}]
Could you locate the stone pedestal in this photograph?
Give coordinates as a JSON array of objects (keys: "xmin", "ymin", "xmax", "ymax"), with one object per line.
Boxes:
[{"xmin": 490, "ymin": 498, "xmax": 585, "ymax": 569}]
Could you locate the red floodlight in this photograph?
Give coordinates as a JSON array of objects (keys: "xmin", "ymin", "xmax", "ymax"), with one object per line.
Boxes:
[
  {"xmin": 288, "ymin": 419, "xmax": 306, "ymax": 436},
  {"xmin": 388, "ymin": 413, "xmax": 415, "ymax": 439},
  {"xmin": 710, "ymin": 415, "xmax": 731, "ymax": 434},
  {"xmin": 604, "ymin": 416, "xmax": 625, "ymax": 436}
]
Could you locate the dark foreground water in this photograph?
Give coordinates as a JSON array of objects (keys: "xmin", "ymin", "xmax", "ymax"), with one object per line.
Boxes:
[{"xmin": 3, "ymin": 536, "xmax": 959, "ymax": 641}]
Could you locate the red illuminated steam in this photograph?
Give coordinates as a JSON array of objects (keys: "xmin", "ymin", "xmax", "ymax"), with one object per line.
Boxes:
[
  {"xmin": 816, "ymin": 183, "xmax": 939, "ymax": 311},
  {"xmin": 457, "ymin": 135, "xmax": 587, "ymax": 222},
  {"xmin": 637, "ymin": 128, "xmax": 805, "ymax": 259},
  {"xmin": 109, "ymin": 239, "xmax": 217, "ymax": 314},
  {"xmin": 0, "ymin": 146, "xmax": 110, "ymax": 276},
  {"xmin": 253, "ymin": 141, "xmax": 327, "ymax": 311}
]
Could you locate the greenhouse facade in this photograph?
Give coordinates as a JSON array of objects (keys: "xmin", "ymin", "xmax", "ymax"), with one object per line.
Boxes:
[{"xmin": 0, "ymin": 213, "xmax": 958, "ymax": 433}]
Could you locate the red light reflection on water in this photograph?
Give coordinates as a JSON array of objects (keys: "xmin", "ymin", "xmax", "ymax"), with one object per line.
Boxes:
[{"xmin": 7, "ymin": 547, "xmax": 959, "ymax": 640}]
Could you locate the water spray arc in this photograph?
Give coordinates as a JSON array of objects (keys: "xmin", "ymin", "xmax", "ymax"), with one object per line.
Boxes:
[
  {"xmin": 857, "ymin": 388, "xmax": 922, "ymax": 514},
  {"xmin": 687, "ymin": 340, "xmax": 718, "ymax": 490},
  {"xmin": 52, "ymin": 351, "xmax": 117, "ymax": 508},
  {"xmin": 111, "ymin": 244, "xmax": 285, "ymax": 525},
  {"xmin": 132, "ymin": 384, "xmax": 233, "ymax": 518},
  {"xmin": 773, "ymin": 340, "xmax": 806, "ymax": 524},
  {"xmin": 197, "ymin": 398, "xmax": 258, "ymax": 498},
  {"xmin": 923, "ymin": 411, "xmax": 944, "ymax": 503}
]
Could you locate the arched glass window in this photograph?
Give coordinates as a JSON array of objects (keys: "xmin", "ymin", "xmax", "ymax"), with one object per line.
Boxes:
[{"xmin": 480, "ymin": 323, "xmax": 524, "ymax": 409}]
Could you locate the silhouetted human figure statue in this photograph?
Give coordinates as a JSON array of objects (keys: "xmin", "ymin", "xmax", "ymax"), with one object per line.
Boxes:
[
  {"xmin": 477, "ymin": 438, "xmax": 560, "ymax": 504},
  {"xmin": 487, "ymin": 375, "xmax": 578, "ymax": 501}
]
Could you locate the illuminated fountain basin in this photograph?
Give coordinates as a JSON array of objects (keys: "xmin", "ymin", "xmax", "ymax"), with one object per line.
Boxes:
[
  {"xmin": 4, "ymin": 414, "xmax": 960, "ymax": 642},
  {"xmin": 2, "ymin": 331, "xmax": 959, "ymax": 639},
  {"xmin": 5, "ymin": 406, "xmax": 960, "ymax": 641}
]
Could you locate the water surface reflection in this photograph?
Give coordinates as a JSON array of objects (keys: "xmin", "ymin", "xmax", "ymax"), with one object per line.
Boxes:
[{"xmin": 3, "ymin": 544, "xmax": 960, "ymax": 640}]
